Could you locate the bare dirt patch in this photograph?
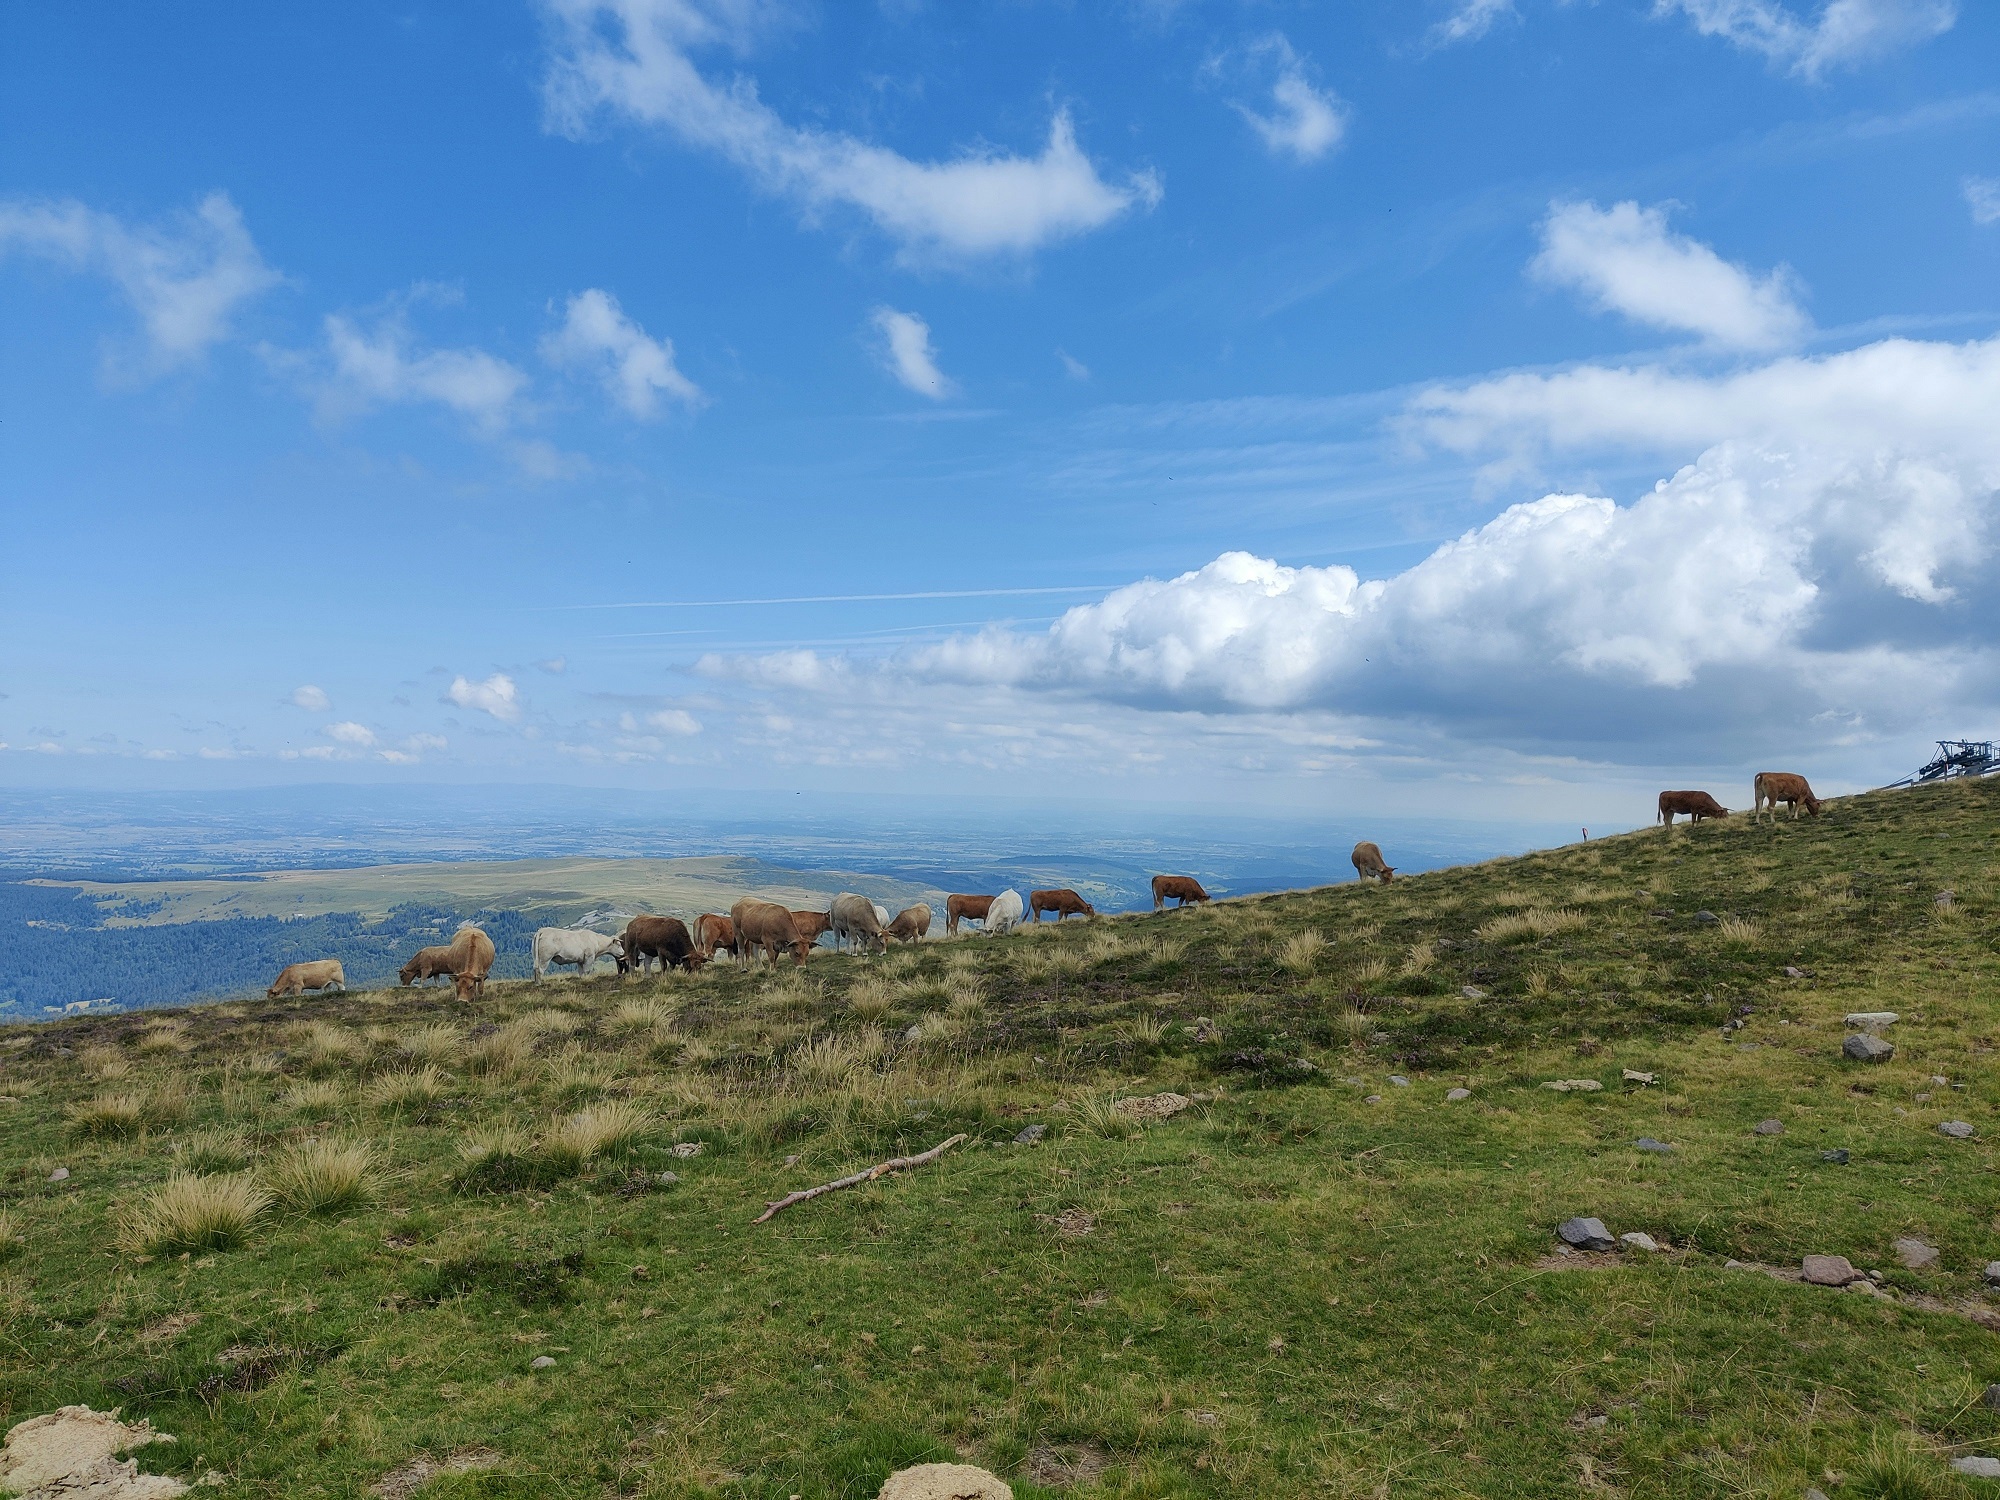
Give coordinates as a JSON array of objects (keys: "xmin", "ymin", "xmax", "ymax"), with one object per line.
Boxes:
[
  {"xmin": 1024, "ymin": 1442, "xmax": 1111, "ymax": 1488},
  {"xmin": 371, "ymin": 1446, "xmax": 504, "ymax": 1499}
]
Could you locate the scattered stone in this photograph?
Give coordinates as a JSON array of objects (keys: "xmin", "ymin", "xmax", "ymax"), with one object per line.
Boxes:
[
  {"xmin": 1984, "ymin": 1262, "xmax": 2000, "ymax": 1287},
  {"xmin": 1635, "ymin": 1138, "xmax": 1675, "ymax": 1153},
  {"xmin": 1542, "ymin": 1079, "xmax": 1603, "ymax": 1093},
  {"xmin": 1558, "ymin": 1217, "xmax": 1617, "ymax": 1252},
  {"xmin": 1340, "ymin": 1077, "xmax": 1365, "ymax": 1087},
  {"xmin": 1052, "ymin": 1208, "xmax": 1094, "ymax": 1238},
  {"xmin": 1387, "ymin": 1075, "xmax": 1410, "ymax": 1088},
  {"xmin": 1843, "ymin": 1034, "xmax": 1895, "ymax": 1063},
  {"xmin": 1113, "ymin": 1092, "xmax": 1192, "ymax": 1122},
  {"xmin": 1845, "ymin": 1012, "xmax": 1899, "ymax": 1029},
  {"xmin": 1013, "ymin": 1124, "xmax": 1047, "ymax": 1145},
  {"xmin": 1784, "ymin": 966, "xmax": 1808, "ymax": 979},
  {"xmin": 1821, "ymin": 1149, "xmax": 1851, "ymax": 1164},
  {"xmin": 1364, "ymin": 1095, "xmax": 1382, "ymax": 1104},
  {"xmin": 783, "ymin": 1154, "xmax": 799, "ymax": 1166},
  {"xmin": 1622, "ymin": 1069, "xmax": 1657, "ymax": 1085},
  {"xmin": 0, "ymin": 1404, "xmax": 185, "ymax": 1497},
  {"xmin": 1981, "ymin": 1384, "xmax": 2000, "ymax": 1411},
  {"xmin": 530, "ymin": 1356, "xmax": 555, "ymax": 1370},
  {"xmin": 1952, "ymin": 1457, "xmax": 2000, "ymax": 1480},
  {"xmin": 46, "ymin": 1167, "xmax": 69, "ymax": 1183},
  {"xmin": 1806, "ymin": 1488, "xmax": 1831, "ymax": 1500},
  {"xmin": 670, "ymin": 1142, "xmax": 705, "ymax": 1159},
  {"xmin": 1446, "ymin": 1088, "xmax": 1472, "ymax": 1101},
  {"xmin": 1461, "ymin": 986, "xmax": 1487, "ymax": 1000},
  {"xmin": 877, "ymin": 1459, "xmax": 1013, "ymax": 1496},
  {"xmin": 1620, "ymin": 1232, "xmax": 1660, "ymax": 1252},
  {"xmin": 1724, "ymin": 1258, "xmax": 1748, "ymax": 1269},
  {"xmin": 371, "ymin": 1449, "xmax": 503, "ymax": 1500},
  {"xmin": 1933, "ymin": 1074, "xmax": 1949, "ymax": 1085},
  {"xmin": 1893, "ymin": 1239, "xmax": 1940, "ymax": 1271},
  {"xmin": 1802, "ymin": 1254, "xmax": 1863, "ymax": 1287},
  {"xmin": 903, "ymin": 1024, "xmax": 923, "ymax": 1044},
  {"xmin": 1693, "ymin": 911, "xmax": 1719, "ymax": 924},
  {"xmin": 656, "ymin": 1171, "xmax": 679, "ymax": 1186},
  {"xmin": 1754, "ymin": 1119, "xmax": 1785, "ymax": 1136},
  {"xmin": 1936, "ymin": 889, "xmax": 1958, "ymax": 907},
  {"xmin": 1940, "ymin": 1121, "xmax": 1977, "ymax": 1139}
]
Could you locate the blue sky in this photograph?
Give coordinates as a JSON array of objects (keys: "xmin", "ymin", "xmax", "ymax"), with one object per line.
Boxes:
[{"xmin": 4, "ymin": 0, "xmax": 1998, "ymax": 822}]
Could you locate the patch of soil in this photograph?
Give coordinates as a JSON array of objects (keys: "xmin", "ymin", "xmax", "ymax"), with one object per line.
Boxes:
[
  {"xmin": 1024, "ymin": 1442, "xmax": 1111, "ymax": 1488},
  {"xmin": 371, "ymin": 1447, "xmax": 503, "ymax": 1499},
  {"xmin": 1112, "ymin": 1092, "xmax": 1191, "ymax": 1122},
  {"xmin": 136, "ymin": 1313, "xmax": 200, "ymax": 1346}
]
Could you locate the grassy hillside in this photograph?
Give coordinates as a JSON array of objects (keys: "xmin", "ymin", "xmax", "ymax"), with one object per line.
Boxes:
[{"xmin": 3, "ymin": 779, "xmax": 1999, "ymax": 1498}]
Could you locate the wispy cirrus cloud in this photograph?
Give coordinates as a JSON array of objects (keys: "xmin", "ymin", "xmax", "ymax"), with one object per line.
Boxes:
[
  {"xmin": 1224, "ymin": 35, "xmax": 1348, "ymax": 164},
  {"xmin": 871, "ymin": 307, "xmax": 954, "ymax": 399},
  {"xmin": 541, "ymin": 287, "xmax": 702, "ymax": 418},
  {"xmin": 1657, "ymin": 0, "xmax": 1956, "ymax": 79}
]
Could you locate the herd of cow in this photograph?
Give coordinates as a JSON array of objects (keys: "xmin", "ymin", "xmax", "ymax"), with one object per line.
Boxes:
[{"xmin": 260, "ymin": 780, "xmax": 1820, "ymax": 1003}]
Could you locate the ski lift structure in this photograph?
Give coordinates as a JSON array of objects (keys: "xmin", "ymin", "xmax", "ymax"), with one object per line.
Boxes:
[{"xmin": 1882, "ymin": 739, "xmax": 2000, "ymax": 789}]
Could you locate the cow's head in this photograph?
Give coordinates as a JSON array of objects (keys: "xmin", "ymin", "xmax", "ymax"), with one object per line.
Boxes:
[
  {"xmin": 683, "ymin": 948, "xmax": 709, "ymax": 973},
  {"xmin": 1806, "ymin": 795, "xmax": 1824, "ymax": 817},
  {"xmin": 453, "ymin": 971, "xmax": 480, "ymax": 1001},
  {"xmin": 790, "ymin": 937, "xmax": 813, "ymax": 966},
  {"xmin": 398, "ymin": 958, "xmax": 421, "ymax": 985},
  {"xmin": 266, "ymin": 983, "xmax": 283, "ymax": 999},
  {"xmin": 1381, "ymin": 867, "xmax": 1398, "ymax": 883}
]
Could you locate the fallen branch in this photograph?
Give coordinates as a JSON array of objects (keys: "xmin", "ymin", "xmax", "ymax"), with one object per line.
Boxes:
[{"xmin": 752, "ymin": 1133, "xmax": 968, "ymax": 1224}]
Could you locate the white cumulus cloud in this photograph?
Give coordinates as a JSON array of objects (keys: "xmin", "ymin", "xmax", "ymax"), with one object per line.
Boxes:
[
  {"xmin": 290, "ymin": 684, "xmax": 330, "ymax": 711},
  {"xmin": 315, "ymin": 310, "xmax": 529, "ymax": 433},
  {"xmin": 1229, "ymin": 36, "xmax": 1347, "ymax": 164},
  {"xmin": 542, "ymin": 287, "xmax": 702, "ymax": 418},
  {"xmin": 1532, "ymin": 200, "xmax": 1809, "ymax": 351},
  {"xmin": 1427, "ymin": 0, "xmax": 1517, "ymax": 47},
  {"xmin": 1965, "ymin": 177, "xmax": 2000, "ymax": 227},
  {"xmin": 541, "ymin": 0, "xmax": 1159, "ymax": 262},
  {"xmin": 447, "ymin": 672, "xmax": 522, "ymax": 722},
  {"xmin": 646, "ymin": 707, "xmax": 702, "ymax": 735},
  {"xmin": 324, "ymin": 721, "xmax": 377, "ymax": 747},
  {"xmin": 0, "ymin": 191, "xmax": 280, "ymax": 374},
  {"xmin": 871, "ymin": 308, "xmax": 954, "ymax": 399},
  {"xmin": 1658, "ymin": 0, "xmax": 1956, "ymax": 79}
]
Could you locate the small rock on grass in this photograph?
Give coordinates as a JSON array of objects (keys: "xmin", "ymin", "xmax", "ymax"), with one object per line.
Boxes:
[
  {"xmin": 1635, "ymin": 1138, "xmax": 1674, "ymax": 1153},
  {"xmin": 1940, "ymin": 1121, "xmax": 1977, "ymax": 1139},
  {"xmin": 1013, "ymin": 1124, "xmax": 1047, "ymax": 1145},
  {"xmin": 1952, "ymin": 1457, "xmax": 2000, "ymax": 1479},
  {"xmin": 1461, "ymin": 986, "xmax": 1487, "ymax": 1000},
  {"xmin": 1446, "ymin": 1088, "xmax": 1471, "ymax": 1101},
  {"xmin": 1542, "ymin": 1079, "xmax": 1603, "ymax": 1093},
  {"xmin": 530, "ymin": 1356, "xmax": 556, "ymax": 1370},
  {"xmin": 46, "ymin": 1167, "xmax": 69, "ymax": 1182},
  {"xmin": 1622, "ymin": 1069, "xmax": 1657, "ymax": 1085},
  {"xmin": 1806, "ymin": 1488, "xmax": 1831, "ymax": 1500},
  {"xmin": 1753, "ymin": 1119, "xmax": 1785, "ymax": 1136},
  {"xmin": 1984, "ymin": 1261, "xmax": 2000, "ymax": 1288},
  {"xmin": 1981, "ymin": 1384, "xmax": 2000, "ymax": 1411},
  {"xmin": 1845, "ymin": 1011, "xmax": 1899, "ymax": 1029},
  {"xmin": 1894, "ymin": 1238, "xmax": 1940, "ymax": 1271},
  {"xmin": 877, "ymin": 1461, "xmax": 1013, "ymax": 1500},
  {"xmin": 1558, "ymin": 1217, "xmax": 1616, "ymax": 1252},
  {"xmin": 1620, "ymin": 1232, "xmax": 1660, "ymax": 1252},
  {"xmin": 1694, "ymin": 911, "xmax": 1719, "ymax": 925},
  {"xmin": 1821, "ymin": 1149, "xmax": 1851, "ymax": 1164},
  {"xmin": 1843, "ymin": 1034, "xmax": 1894, "ymax": 1063},
  {"xmin": 1802, "ymin": 1254, "xmax": 1863, "ymax": 1287},
  {"xmin": 1388, "ymin": 1076, "xmax": 1410, "ymax": 1088},
  {"xmin": 670, "ymin": 1141, "xmax": 705, "ymax": 1159}
]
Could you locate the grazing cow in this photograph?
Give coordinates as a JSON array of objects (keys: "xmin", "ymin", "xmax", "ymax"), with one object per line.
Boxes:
[
  {"xmin": 731, "ymin": 899, "xmax": 810, "ymax": 968},
  {"xmin": 1658, "ymin": 790, "xmax": 1729, "ymax": 826},
  {"xmin": 695, "ymin": 913, "xmax": 737, "ymax": 962},
  {"xmin": 790, "ymin": 910, "xmax": 833, "ymax": 947},
  {"xmin": 448, "ymin": 926, "xmax": 497, "ymax": 1001},
  {"xmin": 268, "ymin": 959, "xmax": 345, "ymax": 998},
  {"xmin": 1754, "ymin": 772, "xmax": 1823, "ymax": 822},
  {"xmin": 1351, "ymin": 842, "xmax": 1396, "ymax": 884},
  {"xmin": 986, "ymin": 889, "xmax": 1026, "ymax": 935},
  {"xmin": 886, "ymin": 904, "xmax": 932, "ymax": 944},
  {"xmin": 1151, "ymin": 875, "xmax": 1209, "ymax": 911},
  {"xmin": 399, "ymin": 945, "xmax": 458, "ymax": 987},
  {"xmin": 621, "ymin": 916, "xmax": 705, "ymax": 975},
  {"xmin": 945, "ymin": 894, "xmax": 995, "ymax": 935},
  {"xmin": 532, "ymin": 927, "xmax": 624, "ymax": 979},
  {"xmin": 1030, "ymin": 889, "xmax": 1095, "ymax": 923},
  {"xmin": 829, "ymin": 892, "xmax": 888, "ymax": 954}
]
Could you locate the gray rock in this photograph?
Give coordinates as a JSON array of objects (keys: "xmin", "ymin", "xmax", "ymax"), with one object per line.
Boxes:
[
  {"xmin": 1388, "ymin": 1075, "xmax": 1411, "ymax": 1087},
  {"xmin": 46, "ymin": 1166, "xmax": 69, "ymax": 1182},
  {"xmin": 1784, "ymin": 966, "xmax": 1808, "ymax": 979},
  {"xmin": 1364, "ymin": 1094, "xmax": 1382, "ymax": 1104},
  {"xmin": 1446, "ymin": 1088, "xmax": 1472, "ymax": 1101},
  {"xmin": 670, "ymin": 1141, "xmax": 705, "ymax": 1158},
  {"xmin": 1952, "ymin": 1457, "xmax": 2000, "ymax": 1479},
  {"xmin": 1461, "ymin": 986, "xmax": 1487, "ymax": 1000},
  {"xmin": 1984, "ymin": 1261, "xmax": 2000, "ymax": 1287},
  {"xmin": 1620, "ymin": 1231, "xmax": 1660, "ymax": 1252},
  {"xmin": 902, "ymin": 1024, "xmax": 923, "ymax": 1043},
  {"xmin": 1940, "ymin": 1120, "xmax": 1977, "ymax": 1139},
  {"xmin": 1843, "ymin": 1034, "xmax": 1894, "ymax": 1063},
  {"xmin": 1893, "ymin": 1237, "xmax": 1940, "ymax": 1270},
  {"xmin": 1806, "ymin": 1488, "xmax": 1831, "ymax": 1500},
  {"xmin": 1558, "ymin": 1217, "xmax": 1616, "ymax": 1252},
  {"xmin": 530, "ymin": 1355, "xmax": 556, "ymax": 1370},
  {"xmin": 1622, "ymin": 1069, "xmax": 1657, "ymax": 1085},
  {"xmin": 1693, "ymin": 910, "xmax": 1719, "ymax": 924},
  {"xmin": 1845, "ymin": 1011, "xmax": 1899, "ymax": 1029},
  {"xmin": 1724, "ymin": 1258, "xmax": 1749, "ymax": 1269},
  {"xmin": 1981, "ymin": 1384, "xmax": 2000, "ymax": 1411},
  {"xmin": 656, "ymin": 1171, "xmax": 679, "ymax": 1186},
  {"xmin": 1754, "ymin": 1119, "xmax": 1785, "ymax": 1135},
  {"xmin": 1635, "ymin": 1137, "xmax": 1675, "ymax": 1153},
  {"xmin": 1013, "ymin": 1124, "xmax": 1047, "ymax": 1145},
  {"xmin": 1802, "ymin": 1254, "xmax": 1863, "ymax": 1286},
  {"xmin": 1821, "ymin": 1149, "xmax": 1851, "ymax": 1164}
]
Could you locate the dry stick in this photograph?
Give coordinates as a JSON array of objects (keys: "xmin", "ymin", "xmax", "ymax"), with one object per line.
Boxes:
[{"xmin": 752, "ymin": 1133, "xmax": 969, "ymax": 1224}]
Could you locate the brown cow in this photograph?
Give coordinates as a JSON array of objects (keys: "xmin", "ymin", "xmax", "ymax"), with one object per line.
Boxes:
[
  {"xmin": 268, "ymin": 959, "xmax": 345, "ymax": 998},
  {"xmin": 621, "ymin": 915, "xmax": 705, "ymax": 975},
  {"xmin": 1151, "ymin": 875, "xmax": 1208, "ymax": 911},
  {"xmin": 945, "ymin": 894, "xmax": 995, "ymax": 936},
  {"xmin": 1754, "ymin": 772, "xmax": 1822, "ymax": 822},
  {"xmin": 886, "ymin": 904, "xmax": 932, "ymax": 943},
  {"xmin": 399, "ymin": 944, "xmax": 458, "ymax": 986},
  {"xmin": 731, "ymin": 898, "xmax": 810, "ymax": 968},
  {"xmin": 448, "ymin": 926, "xmax": 497, "ymax": 1001},
  {"xmin": 1030, "ymin": 889, "xmax": 1095, "ymax": 922},
  {"xmin": 1351, "ymin": 842, "xmax": 1396, "ymax": 883},
  {"xmin": 790, "ymin": 910, "xmax": 833, "ymax": 947},
  {"xmin": 1659, "ymin": 790, "xmax": 1729, "ymax": 825},
  {"xmin": 695, "ymin": 913, "xmax": 737, "ymax": 962}
]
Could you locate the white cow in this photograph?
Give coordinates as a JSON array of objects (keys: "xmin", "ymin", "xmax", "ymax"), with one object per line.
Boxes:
[
  {"xmin": 986, "ymin": 889, "xmax": 1025, "ymax": 935},
  {"xmin": 829, "ymin": 893, "xmax": 888, "ymax": 954},
  {"xmin": 532, "ymin": 927, "xmax": 624, "ymax": 979}
]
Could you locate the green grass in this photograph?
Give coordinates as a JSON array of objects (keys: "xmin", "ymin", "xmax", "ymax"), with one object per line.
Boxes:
[{"xmin": 4, "ymin": 778, "xmax": 2000, "ymax": 1496}]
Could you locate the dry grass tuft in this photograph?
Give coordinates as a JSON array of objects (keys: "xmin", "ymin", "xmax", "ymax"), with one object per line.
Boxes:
[
  {"xmin": 1525, "ymin": 969, "xmax": 1554, "ymax": 999},
  {"xmin": 465, "ymin": 1026, "xmax": 532, "ymax": 1077},
  {"xmin": 945, "ymin": 976, "xmax": 986, "ymax": 1019},
  {"xmin": 284, "ymin": 1079, "xmax": 345, "ymax": 1115},
  {"xmin": 1070, "ymin": 1093, "xmax": 1141, "ymax": 1140},
  {"xmin": 1478, "ymin": 907, "xmax": 1587, "ymax": 943},
  {"xmin": 365, "ymin": 1066, "xmax": 447, "ymax": 1111},
  {"xmin": 69, "ymin": 1091, "xmax": 145, "ymax": 1137},
  {"xmin": 612, "ymin": 997, "xmax": 676, "ymax": 1033},
  {"xmin": 1714, "ymin": 915, "xmax": 1762, "ymax": 943},
  {"xmin": 1126, "ymin": 1012, "xmax": 1167, "ymax": 1045},
  {"xmin": 142, "ymin": 1075, "xmax": 194, "ymax": 1127},
  {"xmin": 847, "ymin": 977, "xmax": 893, "ymax": 1021},
  {"xmin": 0, "ymin": 1208, "xmax": 19, "ymax": 1261},
  {"xmin": 1351, "ymin": 957, "xmax": 1390, "ymax": 988},
  {"xmin": 789, "ymin": 1029, "xmax": 886, "ymax": 1090},
  {"xmin": 1336, "ymin": 1008, "xmax": 1373, "ymax": 1044},
  {"xmin": 543, "ymin": 1102, "xmax": 656, "ymax": 1169},
  {"xmin": 79, "ymin": 1047, "xmax": 132, "ymax": 1081},
  {"xmin": 397, "ymin": 1022, "xmax": 462, "ymax": 1065},
  {"xmin": 545, "ymin": 1048, "xmax": 619, "ymax": 1101},
  {"xmin": 119, "ymin": 1173, "xmax": 270, "ymax": 1255},
  {"xmin": 264, "ymin": 1138, "xmax": 377, "ymax": 1215},
  {"xmin": 296, "ymin": 1022, "xmax": 364, "ymax": 1070},
  {"xmin": 134, "ymin": 1024, "xmax": 191, "ymax": 1056},
  {"xmin": 457, "ymin": 1124, "xmax": 532, "ymax": 1169},
  {"xmin": 1399, "ymin": 942, "xmax": 1437, "ymax": 977},
  {"xmin": 514, "ymin": 1008, "xmax": 584, "ymax": 1037},
  {"xmin": 1279, "ymin": 931, "xmax": 1328, "ymax": 975},
  {"xmin": 173, "ymin": 1126, "xmax": 250, "ymax": 1174}
]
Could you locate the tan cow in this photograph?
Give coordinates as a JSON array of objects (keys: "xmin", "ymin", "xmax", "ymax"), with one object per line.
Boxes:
[
  {"xmin": 399, "ymin": 945, "xmax": 458, "ymax": 986},
  {"xmin": 945, "ymin": 894, "xmax": 995, "ymax": 936},
  {"xmin": 790, "ymin": 910, "xmax": 833, "ymax": 947},
  {"xmin": 448, "ymin": 926, "xmax": 497, "ymax": 1001},
  {"xmin": 268, "ymin": 959, "xmax": 345, "ymax": 998},
  {"xmin": 1151, "ymin": 875, "xmax": 1208, "ymax": 911},
  {"xmin": 1030, "ymin": 889, "xmax": 1095, "ymax": 922},
  {"xmin": 828, "ymin": 893, "xmax": 888, "ymax": 953},
  {"xmin": 695, "ymin": 913, "xmax": 737, "ymax": 962},
  {"xmin": 1351, "ymin": 842, "xmax": 1396, "ymax": 883},
  {"xmin": 732, "ymin": 898, "xmax": 810, "ymax": 968},
  {"xmin": 1754, "ymin": 772, "xmax": 1822, "ymax": 822},
  {"xmin": 886, "ymin": 904, "xmax": 932, "ymax": 943},
  {"xmin": 1658, "ymin": 790, "xmax": 1728, "ymax": 825}
]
